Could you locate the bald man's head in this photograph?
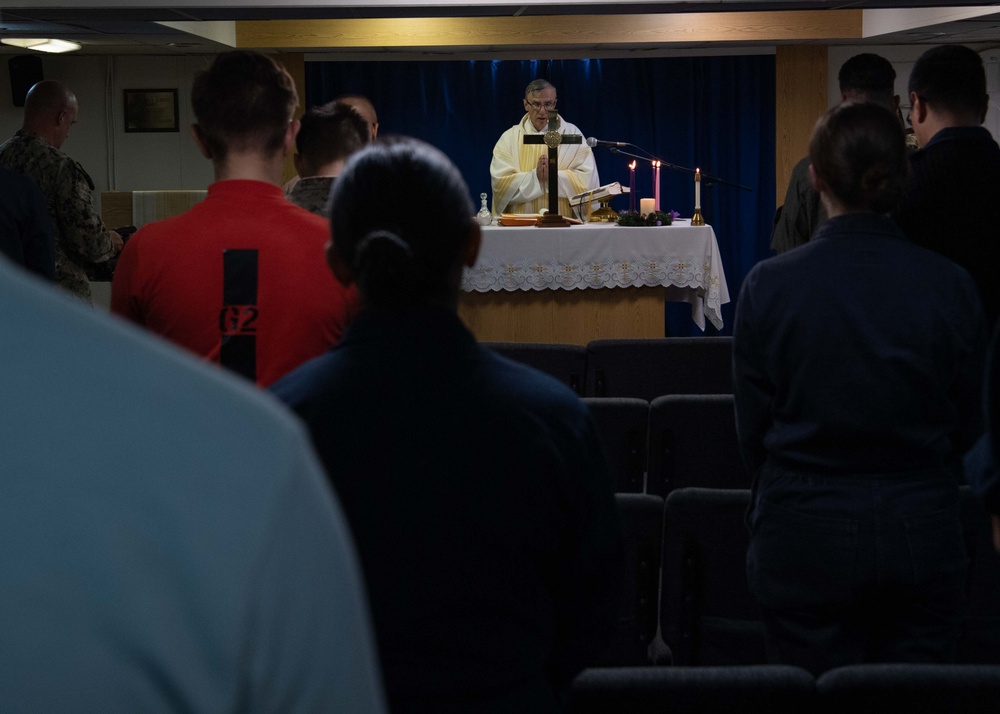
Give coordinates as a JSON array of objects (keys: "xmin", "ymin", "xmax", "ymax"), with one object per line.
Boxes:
[{"xmin": 23, "ymin": 81, "xmax": 78, "ymax": 149}]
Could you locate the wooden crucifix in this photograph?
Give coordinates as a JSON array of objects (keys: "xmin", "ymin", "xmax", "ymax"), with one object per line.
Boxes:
[{"xmin": 523, "ymin": 110, "xmax": 582, "ymax": 227}]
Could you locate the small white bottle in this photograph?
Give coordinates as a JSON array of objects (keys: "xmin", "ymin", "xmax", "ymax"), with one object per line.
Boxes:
[{"xmin": 476, "ymin": 192, "xmax": 493, "ymax": 226}]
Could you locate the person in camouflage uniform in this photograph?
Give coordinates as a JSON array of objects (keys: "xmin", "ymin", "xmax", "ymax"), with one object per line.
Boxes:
[
  {"xmin": 286, "ymin": 102, "xmax": 370, "ymax": 218},
  {"xmin": 0, "ymin": 80, "xmax": 122, "ymax": 304}
]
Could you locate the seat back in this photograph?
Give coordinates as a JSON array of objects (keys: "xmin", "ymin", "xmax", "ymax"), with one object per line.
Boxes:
[
  {"xmin": 594, "ymin": 494, "xmax": 664, "ymax": 666},
  {"xmin": 959, "ymin": 485, "xmax": 1000, "ymax": 663},
  {"xmin": 567, "ymin": 665, "xmax": 817, "ymax": 714},
  {"xmin": 583, "ymin": 398, "xmax": 649, "ymax": 493},
  {"xmin": 817, "ymin": 663, "xmax": 1000, "ymax": 713},
  {"xmin": 647, "ymin": 394, "xmax": 748, "ymax": 497},
  {"xmin": 660, "ymin": 487, "xmax": 765, "ymax": 666},
  {"xmin": 584, "ymin": 337, "xmax": 733, "ymax": 399},
  {"xmin": 482, "ymin": 341, "xmax": 587, "ymax": 395}
]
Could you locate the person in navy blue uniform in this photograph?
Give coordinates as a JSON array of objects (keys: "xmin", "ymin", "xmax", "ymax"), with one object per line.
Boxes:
[
  {"xmin": 894, "ymin": 44, "xmax": 1000, "ymax": 325},
  {"xmin": 734, "ymin": 102, "xmax": 988, "ymax": 675},
  {"xmin": 272, "ymin": 137, "xmax": 622, "ymax": 713},
  {"xmin": 0, "ymin": 166, "xmax": 55, "ymax": 280}
]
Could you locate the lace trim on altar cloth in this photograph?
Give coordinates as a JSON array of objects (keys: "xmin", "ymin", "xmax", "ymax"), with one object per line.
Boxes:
[{"xmin": 462, "ymin": 256, "xmax": 721, "ymax": 302}]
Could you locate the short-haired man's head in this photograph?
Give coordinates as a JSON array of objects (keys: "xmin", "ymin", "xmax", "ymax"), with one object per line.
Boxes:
[
  {"xmin": 809, "ymin": 102, "xmax": 908, "ymax": 214},
  {"xmin": 329, "ymin": 137, "xmax": 474, "ymax": 309},
  {"xmin": 190, "ymin": 51, "xmax": 297, "ymax": 161},
  {"xmin": 333, "ymin": 95, "xmax": 378, "ymax": 139},
  {"xmin": 909, "ymin": 44, "xmax": 987, "ymax": 122},
  {"xmin": 525, "ymin": 79, "xmax": 554, "ymax": 99},
  {"xmin": 839, "ymin": 53, "xmax": 896, "ymax": 107},
  {"xmin": 296, "ymin": 103, "xmax": 370, "ymax": 177}
]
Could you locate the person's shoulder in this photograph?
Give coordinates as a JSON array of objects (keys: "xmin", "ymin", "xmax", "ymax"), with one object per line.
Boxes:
[
  {"xmin": 126, "ymin": 204, "xmax": 201, "ymax": 251},
  {"xmin": 497, "ymin": 120, "xmax": 525, "ymax": 138},
  {"xmin": 790, "ymin": 155, "xmax": 811, "ymax": 178},
  {"xmin": 478, "ymin": 347, "xmax": 589, "ymax": 420},
  {"xmin": 270, "ymin": 348, "xmax": 340, "ymax": 412},
  {"xmin": 2, "ymin": 254, "xmax": 304, "ymax": 444},
  {"xmin": 0, "ymin": 165, "xmax": 38, "ymax": 193},
  {"xmin": 557, "ymin": 116, "xmax": 584, "ymax": 133}
]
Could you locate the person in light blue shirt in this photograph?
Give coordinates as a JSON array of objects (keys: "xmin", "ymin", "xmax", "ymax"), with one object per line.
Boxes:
[{"xmin": 0, "ymin": 253, "xmax": 386, "ymax": 714}]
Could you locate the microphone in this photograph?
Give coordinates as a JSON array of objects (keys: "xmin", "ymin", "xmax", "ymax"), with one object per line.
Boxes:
[{"xmin": 586, "ymin": 137, "xmax": 628, "ymax": 148}]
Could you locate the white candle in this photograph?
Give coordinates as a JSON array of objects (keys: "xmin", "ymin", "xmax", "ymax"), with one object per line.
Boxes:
[
  {"xmin": 640, "ymin": 198, "xmax": 655, "ymax": 216},
  {"xmin": 695, "ymin": 168, "xmax": 701, "ymax": 209},
  {"xmin": 654, "ymin": 161, "xmax": 661, "ymax": 212}
]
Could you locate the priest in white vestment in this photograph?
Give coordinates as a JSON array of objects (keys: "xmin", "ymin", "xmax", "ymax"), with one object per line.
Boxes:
[{"xmin": 490, "ymin": 79, "xmax": 600, "ymax": 217}]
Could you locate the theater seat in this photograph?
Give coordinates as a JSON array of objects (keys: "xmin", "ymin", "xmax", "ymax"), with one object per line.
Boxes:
[
  {"xmin": 566, "ymin": 665, "xmax": 816, "ymax": 714},
  {"xmin": 646, "ymin": 394, "xmax": 748, "ymax": 497},
  {"xmin": 594, "ymin": 494, "xmax": 664, "ymax": 666},
  {"xmin": 584, "ymin": 337, "xmax": 733, "ymax": 399},
  {"xmin": 582, "ymin": 398, "xmax": 649, "ymax": 493},
  {"xmin": 483, "ymin": 341, "xmax": 587, "ymax": 395},
  {"xmin": 660, "ymin": 488, "xmax": 765, "ymax": 666},
  {"xmin": 817, "ymin": 663, "xmax": 1000, "ymax": 713}
]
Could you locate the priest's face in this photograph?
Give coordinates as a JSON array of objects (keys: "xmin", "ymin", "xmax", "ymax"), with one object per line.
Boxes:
[{"xmin": 523, "ymin": 87, "xmax": 558, "ymax": 132}]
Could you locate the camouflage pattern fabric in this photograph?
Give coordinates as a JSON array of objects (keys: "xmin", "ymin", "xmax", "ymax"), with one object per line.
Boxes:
[
  {"xmin": 0, "ymin": 130, "xmax": 115, "ymax": 303},
  {"xmin": 286, "ymin": 176, "xmax": 336, "ymax": 218}
]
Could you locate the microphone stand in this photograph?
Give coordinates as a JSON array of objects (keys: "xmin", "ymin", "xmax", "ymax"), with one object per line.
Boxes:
[
  {"xmin": 607, "ymin": 145, "xmax": 752, "ymax": 193},
  {"xmin": 602, "ymin": 144, "xmax": 751, "ymax": 227}
]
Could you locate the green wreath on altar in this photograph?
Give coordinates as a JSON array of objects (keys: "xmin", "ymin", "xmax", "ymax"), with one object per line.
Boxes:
[{"xmin": 616, "ymin": 209, "xmax": 678, "ymax": 227}]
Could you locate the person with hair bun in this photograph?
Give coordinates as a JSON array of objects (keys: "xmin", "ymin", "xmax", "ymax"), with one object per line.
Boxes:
[
  {"xmin": 272, "ymin": 137, "xmax": 622, "ymax": 713},
  {"xmin": 734, "ymin": 102, "xmax": 988, "ymax": 675}
]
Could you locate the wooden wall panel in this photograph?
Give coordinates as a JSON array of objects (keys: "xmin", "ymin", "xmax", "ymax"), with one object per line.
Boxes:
[
  {"xmin": 775, "ymin": 45, "xmax": 829, "ymax": 208},
  {"xmin": 278, "ymin": 52, "xmax": 306, "ymax": 186}
]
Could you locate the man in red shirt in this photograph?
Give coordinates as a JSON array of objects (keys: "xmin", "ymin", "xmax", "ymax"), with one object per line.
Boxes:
[{"xmin": 112, "ymin": 51, "xmax": 356, "ymax": 387}]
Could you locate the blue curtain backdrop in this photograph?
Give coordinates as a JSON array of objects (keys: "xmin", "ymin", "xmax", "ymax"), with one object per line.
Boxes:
[{"xmin": 306, "ymin": 56, "xmax": 775, "ymax": 335}]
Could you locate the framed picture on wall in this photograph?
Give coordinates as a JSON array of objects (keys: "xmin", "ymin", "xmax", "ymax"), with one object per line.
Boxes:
[{"xmin": 124, "ymin": 88, "xmax": 179, "ymax": 133}]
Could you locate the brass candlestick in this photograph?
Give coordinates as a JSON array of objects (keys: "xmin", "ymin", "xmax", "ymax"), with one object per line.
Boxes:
[
  {"xmin": 691, "ymin": 168, "xmax": 704, "ymax": 225},
  {"xmin": 589, "ymin": 198, "xmax": 619, "ymax": 222}
]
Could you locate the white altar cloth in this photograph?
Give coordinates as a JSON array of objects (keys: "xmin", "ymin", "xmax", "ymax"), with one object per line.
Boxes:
[{"xmin": 461, "ymin": 220, "xmax": 730, "ymax": 330}]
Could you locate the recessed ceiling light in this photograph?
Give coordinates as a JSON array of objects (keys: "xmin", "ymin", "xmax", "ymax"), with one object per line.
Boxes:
[{"xmin": 1, "ymin": 38, "xmax": 82, "ymax": 53}]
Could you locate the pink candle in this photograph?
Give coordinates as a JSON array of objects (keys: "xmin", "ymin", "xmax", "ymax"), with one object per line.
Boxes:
[
  {"xmin": 654, "ymin": 161, "xmax": 661, "ymax": 212},
  {"xmin": 629, "ymin": 161, "xmax": 636, "ymax": 213},
  {"xmin": 695, "ymin": 168, "xmax": 701, "ymax": 209}
]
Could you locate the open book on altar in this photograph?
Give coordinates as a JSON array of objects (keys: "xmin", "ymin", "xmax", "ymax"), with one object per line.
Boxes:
[{"xmin": 569, "ymin": 182, "xmax": 630, "ymax": 207}]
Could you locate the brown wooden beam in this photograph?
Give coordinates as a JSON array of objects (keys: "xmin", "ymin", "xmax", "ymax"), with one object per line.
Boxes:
[{"xmin": 236, "ymin": 11, "xmax": 862, "ymax": 50}]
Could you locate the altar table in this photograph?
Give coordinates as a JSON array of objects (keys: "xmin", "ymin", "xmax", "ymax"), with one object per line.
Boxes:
[{"xmin": 458, "ymin": 220, "xmax": 730, "ymax": 345}]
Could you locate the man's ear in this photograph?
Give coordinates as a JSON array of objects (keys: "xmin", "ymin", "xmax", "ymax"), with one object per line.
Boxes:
[
  {"xmin": 463, "ymin": 221, "xmax": 482, "ymax": 268},
  {"xmin": 190, "ymin": 124, "xmax": 212, "ymax": 159},
  {"xmin": 909, "ymin": 92, "xmax": 928, "ymax": 126},
  {"xmin": 283, "ymin": 119, "xmax": 300, "ymax": 158},
  {"xmin": 326, "ymin": 239, "xmax": 355, "ymax": 286},
  {"xmin": 807, "ymin": 163, "xmax": 825, "ymax": 194}
]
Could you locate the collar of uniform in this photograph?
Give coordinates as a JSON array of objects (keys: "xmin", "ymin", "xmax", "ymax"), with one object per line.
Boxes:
[
  {"xmin": 812, "ymin": 212, "xmax": 906, "ymax": 242},
  {"xmin": 339, "ymin": 305, "xmax": 476, "ymax": 352},
  {"xmin": 14, "ymin": 129, "xmax": 50, "ymax": 147},
  {"xmin": 923, "ymin": 125, "xmax": 994, "ymax": 151}
]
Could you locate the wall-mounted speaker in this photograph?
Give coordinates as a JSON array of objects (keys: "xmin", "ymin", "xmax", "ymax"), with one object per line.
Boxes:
[{"xmin": 9, "ymin": 55, "xmax": 43, "ymax": 108}]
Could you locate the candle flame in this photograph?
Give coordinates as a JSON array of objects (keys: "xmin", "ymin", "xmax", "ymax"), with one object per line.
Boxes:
[
  {"xmin": 629, "ymin": 160, "xmax": 636, "ymax": 170},
  {"xmin": 653, "ymin": 160, "xmax": 661, "ymax": 168}
]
